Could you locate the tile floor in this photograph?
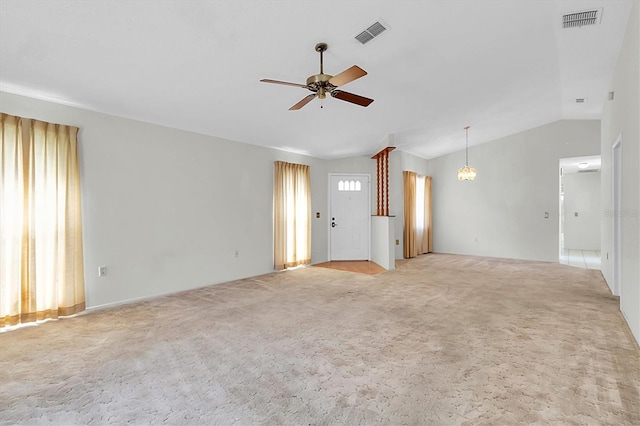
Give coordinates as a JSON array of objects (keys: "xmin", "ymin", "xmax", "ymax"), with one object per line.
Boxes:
[
  {"xmin": 316, "ymin": 253, "xmax": 604, "ymax": 273},
  {"xmin": 313, "ymin": 260, "xmax": 387, "ymax": 275},
  {"xmin": 560, "ymin": 249, "xmax": 601, "ymax": 270}
]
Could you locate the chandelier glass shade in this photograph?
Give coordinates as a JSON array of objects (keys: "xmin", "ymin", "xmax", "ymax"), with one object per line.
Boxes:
[
  {"xmin": 457, "ymin": 165, "xmax": 477, "ymax": 181},
  {"xmin": 457, "ymin": 125, "xmax": 476, "ymax": 181}
]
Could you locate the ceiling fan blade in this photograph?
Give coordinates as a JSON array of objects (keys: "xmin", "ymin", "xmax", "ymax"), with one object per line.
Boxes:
[
  {"xmin": 331, "ymin": 90, "xmax": 374, "ymax": 107},
  {"xmin": 260, "ymin": 79, "xmax": 308, "ymax": 89},
  {"xmin": 289, "ymin": 94, "xmax": 317, "ymax": 110},
  {"xmin": 328, "ymin": 65, "xmax": 367, "ymax": 87}
]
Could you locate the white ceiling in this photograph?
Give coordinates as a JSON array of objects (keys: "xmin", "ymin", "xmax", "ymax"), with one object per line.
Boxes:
[{"xmin": 0, "ymin": 0, "xmax": 633, "ymax": 160}]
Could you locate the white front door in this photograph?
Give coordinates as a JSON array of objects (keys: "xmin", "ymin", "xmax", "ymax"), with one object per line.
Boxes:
[{"xmin": 329, "ymin": 174, "xmax": 370, "ymax": 260}]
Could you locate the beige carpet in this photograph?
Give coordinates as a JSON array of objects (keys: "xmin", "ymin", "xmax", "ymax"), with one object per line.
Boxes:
[{"xmin": 1, "ymin": 254, "xmax": 639, "ymax": 425}]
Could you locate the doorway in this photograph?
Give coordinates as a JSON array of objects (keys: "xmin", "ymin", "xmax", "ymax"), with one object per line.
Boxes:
[
  {"xmin": 559, "ymin": 155, "xmax": 601, "ymax": 270},
  {"xmin": 329, "ymin": 174, "xmax": 370, "ymax": 260}
]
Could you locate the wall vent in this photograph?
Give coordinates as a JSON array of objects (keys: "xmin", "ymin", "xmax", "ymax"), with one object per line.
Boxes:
[
  {"xmin": 562, "ymin": 9, "xmax": 602, "ymax": 28},
  {"xmin": 355, "ymin": 20, "xmax": 387, "ymax": 44}
]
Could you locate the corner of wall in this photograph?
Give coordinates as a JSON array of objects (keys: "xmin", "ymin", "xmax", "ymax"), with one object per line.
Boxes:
[{"xmin": 599, "ymin": 0, "xmax": 640, "ymax": 345}]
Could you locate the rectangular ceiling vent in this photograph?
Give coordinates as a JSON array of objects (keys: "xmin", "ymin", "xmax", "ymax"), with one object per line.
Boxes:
[
  {"xmin": 575, "ymin": 98, "xmax": 587, "ymax": 103},
  {"xmin": 355, "ymin": 20, "xmax": 387, "ymax": 45},
  {"xmin": 562, "ymin": 9, "xmax": 602, "ymax": 28}
]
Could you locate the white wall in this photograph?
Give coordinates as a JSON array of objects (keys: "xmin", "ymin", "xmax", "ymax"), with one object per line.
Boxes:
[
  {"xmin": 0, "ymin": 91, "xmax": 423, "ymax": 310},
  {"xmin": 429, "ymin": 120, "xmax": 600, "ymax": 262},
  {"xmin": 0, "ymin": 91, "xmax": 328, "ymax": 308},
  {"xmin": 371, "ymin": 216, "xmax": 395, "ymax": 270},
  {"xmin": 600, "ymin": 1, "xmax": 639, "ymax": 344},
  {"xmin": 563, "ymin": 171, "xmax": 601, "ymax": 250}
]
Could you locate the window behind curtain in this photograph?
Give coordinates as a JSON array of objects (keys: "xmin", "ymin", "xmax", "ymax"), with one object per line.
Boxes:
[
  {"xmin": 0, "ymin": 113, "xmax": 85, "ymax": 328},
  {"xmin": 416, "ymin": 175, "xmax": 426, "ymax": 235},
  {"xmin": 403, "ymin": 171, "xmax": 432, "ymax": 258},
  {"xmin": 273, "ymin": 161, "xmax": 311, "ymax": 270}
]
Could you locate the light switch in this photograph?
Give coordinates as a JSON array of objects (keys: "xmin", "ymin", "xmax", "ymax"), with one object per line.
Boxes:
[{"xmin": 575, "ymin": 212, "xmax": 578, "ymax": 217}]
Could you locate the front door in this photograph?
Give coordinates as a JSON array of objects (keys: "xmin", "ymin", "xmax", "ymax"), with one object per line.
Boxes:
[{"xmin": 329, "ymin": 174, "xmax": 370, "ymax": 260}]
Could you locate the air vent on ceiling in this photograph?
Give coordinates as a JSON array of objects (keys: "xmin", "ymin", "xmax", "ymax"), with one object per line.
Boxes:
[
  {"xmin": 575, "ymin": 98, "xmax": 587, "ymax": 103},
  {"xmin": 355, "ymin": 20, "xmax": 387, "ymax": 45},
  {"xmin": 562, "ymin": 9, "xmax": 602, "ymax": 28},
  {"xmin": 355, "ymin": 31, "xmax": 374, "ymax": 44}
]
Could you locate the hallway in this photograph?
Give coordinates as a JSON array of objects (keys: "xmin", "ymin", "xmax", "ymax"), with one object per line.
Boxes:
[{"xmin": 560, "ymin": 249, "xmax": 601, "ymax": 270}]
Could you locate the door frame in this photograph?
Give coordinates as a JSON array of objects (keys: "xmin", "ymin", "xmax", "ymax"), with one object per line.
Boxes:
[
  {"xmin": 612, "ymin": 134, "xmax": 622, "ymax": 297},
  {"xmin": 327, "ymin": 173, "xmax": 372, "ymax": 261}
]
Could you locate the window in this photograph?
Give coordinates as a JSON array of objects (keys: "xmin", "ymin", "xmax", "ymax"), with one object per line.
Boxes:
[
  {"xmin": 273, "ymin": 161, "xmax": 311, "ymax": 270},
  {"xmin": 0, "ymin": 114, "xmax": 85, "ymax": 328},
  {"xmin": 402, "ymin": 171, "xmax": 432, "ymax": 258},
  {"xmin": 338, "ymin": 180, "xmax": 362, "ymax": 191}
]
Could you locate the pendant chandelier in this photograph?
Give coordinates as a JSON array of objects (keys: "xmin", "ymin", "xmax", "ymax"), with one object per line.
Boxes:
[{"xmin": 457, "ymin": 125, "xmax": 476, "ymax": 181}]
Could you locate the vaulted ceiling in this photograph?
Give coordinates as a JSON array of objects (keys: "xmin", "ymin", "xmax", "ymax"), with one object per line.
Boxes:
[{"xmin": 0, "ymin": 0, "xmax": 633, "ymax": 159}]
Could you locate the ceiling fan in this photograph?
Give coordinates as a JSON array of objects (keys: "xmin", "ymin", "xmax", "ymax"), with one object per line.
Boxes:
[{"xmin": 260, "ymin": 42, "xmax": 374, "ymax": 110}]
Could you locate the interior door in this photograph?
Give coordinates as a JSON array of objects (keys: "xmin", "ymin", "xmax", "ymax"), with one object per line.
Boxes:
[{"xmin": 329, "ymin": 174, "xmax": 370, "ymax": 260}]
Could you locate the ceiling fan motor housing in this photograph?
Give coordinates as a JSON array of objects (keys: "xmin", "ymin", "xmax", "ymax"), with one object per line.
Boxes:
[{"xmin": 306, "ymin": 74, "xmax": 334, "ymax": 99}]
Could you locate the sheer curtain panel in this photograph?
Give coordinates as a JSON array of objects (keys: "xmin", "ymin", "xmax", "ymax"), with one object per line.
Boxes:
[
  {"xmin": 403, "ymin": 171, "xmax": 417, "ymax": 258},
  {"xmin": 273, "ymin": 161, "xmax": 311, "ymax": 270},
  {"xmin": 0, "ymin": 113, "xmax": 85, "ymax": 328},
  {"xmin": 403, "ymin": 171, "xmax": 432, "ymax": 258},
  {"xmin": 424, "ymin": 176, "xmax": 433, "ymax": 253}
]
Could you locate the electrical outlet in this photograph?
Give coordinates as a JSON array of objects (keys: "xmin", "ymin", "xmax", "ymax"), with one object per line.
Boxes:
[
  {"xmin": 235, "ymin": 250, "xmax": 239, "ymax": 258},
  {"xmin": 98, "ymin": 266, "xmax": 107, "ymax": 277},
  {"xmin": 395, "ymin": 239, "xmax": 399, "ymax": 245}
]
